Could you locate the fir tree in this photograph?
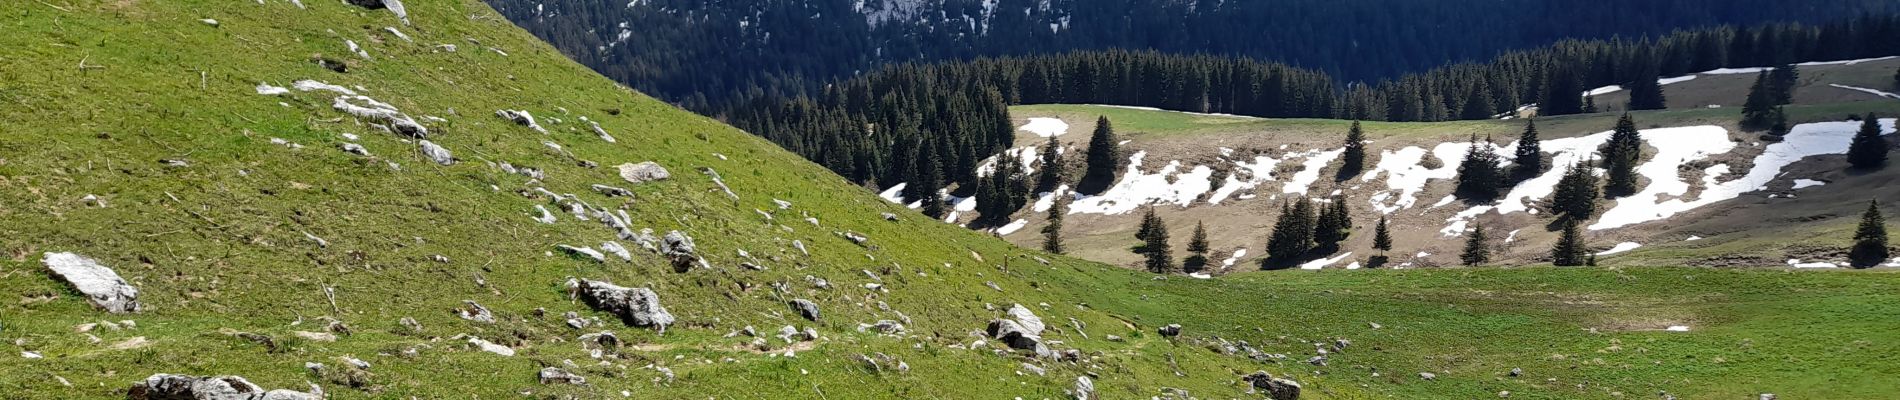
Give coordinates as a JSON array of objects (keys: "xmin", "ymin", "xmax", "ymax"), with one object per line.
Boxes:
[
  {"xmin": 1512, "ymin": 119, "xmax": 1544, "ymax": 180},
  {"xmin": 918, "ymin": 146, "xmax": 947, "ymax": 219},
  {"xmin": 1142, "ymin": 212, "xmax": 1175, "ymax": 274},
  {"xmin": 1184, "ymin": 221, "xmax": 1211, "ymax": 273},
  {"xmin": 1583, "ymin": 94, "xmax": 1599, "ymax": 114},
  {"xmin": 1764, "ymin": 106, "xmax": 1790, "ymax": 140},
  {"xmin": 1541, "ymin": 68, "xmax": 1584, "ymax": 116},
  {"xmin": 1847, "ymin": 113, "xmax": 1888, "ymax": 169},
  {"xmin": 1741, "ymin": 71, "xmax": 1776, "ymax": 129},
  {"xmin": 1460, "ymin": 222, "xmax": 1490, "ymax": 266},
  {"xmin": 1313, "ymin": 197, "xmax": 1352, "ymax": 252},
  {"xmin": 1849, "ymin": 200, "xmax": 1890, "ymax": 269},
  {"xmin": 1262, "ymin": 200, "xmax": 1317, "ymax": 269},
  {"xmin": 1892, "ymin": 66, "xmax": 1899, "ymax": 91},
  {"xmin": 1337, "ymin": 121, "xmax": 1368, "ymax": 181},
  {"xmin": 1369, "ymin": 216, "xmax": 1393, "ymax": 268},
  {"xmin": 1034, "ymin": 136, "xmax": 1065, "ymax": 193},
  {"xmin": 1078, "ymin": 116, "xmax": 1122, "ymax": 195},
  {"xmin": 1626, "ymin": 71, "xmax": 1666, "ymax": 111},
  {"xmin": 1551, "ymin": 218, "xmax": 1587, "ymax": 266},
  {"xmin": 1603, "ymin": 114, "xmax": 1644, "ymax": 197},
  {"xmin": 1454, "ymin": 136, "xmax": 1506, "ymax": 201},
  {"xmin": 1461, "ymin": 82, "xmax": 1496, "ymax": 120},
  {"xmin": 1042, "ymin": 195, "xmax": 1067, "ymax": 254},
  {"xmin": 1135, "ymin": 206, "xmax": 1161, "ymax": 244},
  {"xmin": 1550, "ymin": 160, "xmax": 1601, "ymax": 220},
  {"xmin": 1768, "ymin": 64, "xmax": 1799, "ymax": 105}
]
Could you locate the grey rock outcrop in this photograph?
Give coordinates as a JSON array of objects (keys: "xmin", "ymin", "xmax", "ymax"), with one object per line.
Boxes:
[
  {"xmin": 43, "ymin": 252, "xmax": 140, "ymax": 313},
  {"xmin": 1005, "ymin": 304, "xmax": 1046, "ymax": 335},
  {"xmin": 616, "ymin": 162, "xmax": 670, "ymax": 184},
  {"xmin": 568, "ymin": 279, "xmax": 674, "ymax": 332},
  {"xmin": 538, "ymin": 367, "xmax": 585, "ymax": 385},
  {"xmin": 1242, "ymin": 371, "xmax": 1301, "ymax": 400},
  {"xmin": 789, "ymin": 299, "xmax": 821, "ymax": 321},
  {"xmin": 128, "ymin": 373, "xmax": 321, "ymax": 400},
  {"xmin": 1158, "ymin": 324, "xmax": 1182, "ymax": 337},
  {"xmin": 418, "ymin": 140, "xmax": 453, "ymax": 165}
]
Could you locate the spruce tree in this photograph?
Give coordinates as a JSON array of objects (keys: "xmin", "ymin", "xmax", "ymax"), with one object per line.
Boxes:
[
  {"xmin": 1042, "ymin": 195, "xmax": 1067, "ymax": 254},
  {"xmin": 1512, "ymin": 119, "xmax": 1544, "ymax": 180},
  {"xmin": 1142, "ymin": 214, "xmax": 1175, "ymax": 274},
  {"xmin": 1892, "ymin": 67, "xmax": 1899, "ymax": 91},
  {"xmin": 1184, "ymin": 221, "xmax": 1210, "ymax": 273},
  {"xmin": 1551, "ymin": 218, "xmax": 1587, "ymax": 266},
  {"xmin": 1369, "ymin": 216, "xmax": 1393, "ymax": 268},
  {"xmin": 1313, "ymin": 197, "xmax": 1352, "ymax": 252},
  {"xmin": 1768, "ymin": 64, "xmax": 1799, "ymax": 105},
  {"xmin": 1847, "ymin": 114, "xmax": 1888, "ymax": 169},
  {"xmin": 918, "ymin": 146, "xmax": 947, "ymax": 219},
  {"xmin": 1454, "ymin": 136, "xmax": 1505, "ymax": 201},
  {"xmin": 1583, "ymin": 95, "xmax": 1599, "ymax": 114},
  {"xmin": 1034, "ymin": 136, "xmax": 1064, "ymax": 194},
  {"xmin": 1849, "ymin": 200, "xmax": 1890, "ymax": 269},
  {"xmin": 1078, "ymin": 116, "xmax": 1122, "ymax": 195},
  {"xmin": 1550, "ymin": 160, "xmax": 1601, "ymax": 220},
  {"xmin": 1135, "ymin": 206, "xmax": 1161, "ymax": 245},
  {"xmin": 1741, "ymin": 71, "xmax": 1777, "ymax": 130},
  {"xmin": 1626, "ymin": 72, "xmax": 1666, "ymax": 111},
  {"xmin": 1764, "ymin": 106, "xmax": 1790, "ymax": 140},
  {"xmin": 1461, "ymin": 82, "xmax": 1496, "ymax": 120},
  {"xmin": 1460, "ymin": 222, "xmax": 1490, "ymax": 266},
  {"xmin": 1337, "ymin": 121, "xmax": 1368, "ymax": 181},
  {"xmin": 1603, "ymin": 114, "xmax": 1644, "ymax": 197},
  {"xmin": 1541, "ymin": 68, "xmax": 1584, "ymax": 116},
  {"xmin": 1262, "ymin": 200, "xmax": 1317, "ymax": 269}
]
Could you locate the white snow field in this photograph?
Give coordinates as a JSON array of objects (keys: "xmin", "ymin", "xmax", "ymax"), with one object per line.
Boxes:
[
  {"xmin": 1069, "ymin": 151, "xmax": 1215, "ymax": 215},
  {"xmin": 1828, "ymin": 84, "xmax": 1900, "ymax": 100},
  {"xmin": 1597, "ymin": 242, "xmax": 1643, "ymax": 256},
  {"xmin": 1299, "ymin": 252, "xmax": 1352, "ymax": 270},
  {"xmin": 1019, "ymin": 117, "xmax": 1070, "ymax": 137}
]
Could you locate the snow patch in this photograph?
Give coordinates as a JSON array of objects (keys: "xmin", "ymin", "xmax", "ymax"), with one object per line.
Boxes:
[
  {"xmin": 1596, "ymin": 242, "xmax": 1642, "ymax": 256},
  {"xmin": 1828, "ymin": 84, "xmax": 1900, "ymax": 100},
  {"xmin": 1068, "ymin": 151, "xmax": 1214, "ymax": 215},
  {"xmin": 1299, "ymin": 252, "xmax": 1352, "ymax": 270},
  {"xmin": 1792, "ymin": 179, "xmax": 1826, "ymax": 189},
  {"xmin": 1281, "ymin": 148, "xmax": 1345, "ymax": 196},
  {"xmin": 994, "ymin": 219, "xmax": 1029, "ymax": 236},
  {"xmin": 1018, "ymin": 118, "xmax": 1069, "ymax": 137}
]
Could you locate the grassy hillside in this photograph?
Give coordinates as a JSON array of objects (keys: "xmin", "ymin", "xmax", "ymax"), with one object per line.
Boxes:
[{"xmin": 2, "ymin": 1, "xmax": 1899, "ymax": 399}]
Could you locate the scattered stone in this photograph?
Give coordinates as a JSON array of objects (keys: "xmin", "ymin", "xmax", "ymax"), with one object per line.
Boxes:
[
  {"xmin": 804, "ymin": 275, "xmax": 831, "ymax": 290},
  {"xmin": 616, "ymin": 162, "xmax": 671, "ymax": 185},
  {"xmin": 417, "ymin": 140, "xmax": 454, "ymax": 165},
  {"xmin": 42, "ymin": 252, "xmax": 140, "ymax": 313},
  {"xmin": 772, "ymin": 199, "xmax": 793, "ymax": 209},
  {"xmin": 81, "ymin": 194, "xmax": 107, "ymax": 208},
  {"xmin": 159, "ymin": 159, "xmax": 190, "ymax": 168},
  {"xmin": 1157, "ymin": 324, "xmax": 1182, "ymax": 337},
  {"xmin": 532, "ymin": 205, "xmax": 558, "ymax": 224},
  {"xmin": 1242, "ymin": 371, "xmax": 1301, "ymax": 400},
  {"xmin": 661, "ymin": 230, "xmax": 702, "ymax": 270},
  {"xmin": 1331, "ymin": 339, "xmax": 1350, "ymax": 352},
  {"xmin": 857, "ymin": 320, "xmax": 905, "ymax": 335},
  {"xmin": 1006, "ymin": 304, "xmax": 1046, "ymax": 335},
  {"xmin": 881, "ymin": 212, "xmax": 899, "ymax": 221},
  {"xmin": 1306, "ymin": 356, "xmax": 1326, "ymax": 366},
  {"xmin": 455, "ymin": 300, "xmax": 495, "ymax": 323},
  {"xmin": 567, "ymin": 279, "xmax": 675, "ymax": 332},
  {"xmin": 985, "ymin": 281, "xmax": 1003, "ymax": 292},
  {"xmin": 600, "ymin": 241, "xmax": 633, "ymax": 261},
  {"xmin": 1105, "ymin": 335, "xmax": 1124, "ymax": 342},
  {"xmin": 384, "ymin": 27, "xmax": 412, "ymax": 42},
  {"xmin": 840, "ymin": 231, "xmax": 869, "ymax": 246},
  {"xmin": 1760, "ymin": 394, "xmax": 1776, "ymax": 400},
  {"xmin": 789, "ymin": 299, "xmax": 821, "ymax": 321},
  {"xmin": 588, "ymin": 121, "xmax": 616, "ymax": 143},
  {"xmin": 343, "ymin": 0, "xmax": 409, "ymax": 25},
  {"xmin": 466, "ymin": 337, "xmax": 513, "ymax": 356},
  {"xmin": 1020, "ymin": 362, "xmax": 1046, "ymax": 376},
  {"xmin": 591, "ymin": 184, "xmax": 633, "ymax": 197},
  {"xmin": 398, "ymin": 317, "xmax": 422, "ymax": 333},
  {"xmin": 293, "ymin": 331, "xmax": 336, "ymax": 342},
  {"xmin": 1509, "ymin": 367, "xmax": 1522, "ymax": 377},
  {"xmin": 1418, "ymin": 372, "xmax": 1437, "ymax": 380},
  {"xmin": 538, "ymin": 367, "xmax": 585, "ymax": 385},
  {"xmin": 129, "ymin": 374, "xmax": 322, "ymax": 400},
  {"xmin": 339, "ymin": 143, "xmax": 370, "ymax": 156},
  {"xmin": 557, "ymin": 245, "xmax": 606, "ymax": 263},
  {"xmin": 21, "ymin": 351, "xmax": 43, "ymax": 359},
  {"xmin": 793, "ymin": 240, "xmax": 809, "ymax": 255},
  {"xmin": 701, "ymin": 167, "xmax": 739, "ymax": 200}
]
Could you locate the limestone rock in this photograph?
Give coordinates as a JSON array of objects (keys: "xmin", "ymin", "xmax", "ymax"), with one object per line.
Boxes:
[
  {"xmin": 42, "ymin": 252, "xmax": 140, "ymax": 313},
  {"xmin": 538, "ymin": 367, "xmax": 585, "ymax": 385},
  {"xmin": 1157, "ymin": 324, "xmax": 1182, "ymax": 337},
  {"xmin": 128, "ymin": 373, "xmax": 321, "ymax": 400},
  {"xmin": 616, "ymin": 162, "xmax": 670, "ymax": 184},
  {"xmin": 418, "ymin": 140, "xmax": 454, "ymax": 165},
  {"xmin": 1243, "ymin": 371, "xmax": 1301, "ymax": 400},
  {"xmin": 568, "ymin": 279, "xmax": 675, "ymax": 332},
  {"xmin": 789, "ymin": 299, "xmax": 821, "ymax": 321},
  {"xmin": 1005, "ymin": 304, "xmax": 1046, "ymax": 335}
]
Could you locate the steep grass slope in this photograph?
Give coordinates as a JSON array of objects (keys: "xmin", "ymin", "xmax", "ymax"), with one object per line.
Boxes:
[{"xmin": 3, "ymin": 2, "xmax": 1900, "ymax": 400}]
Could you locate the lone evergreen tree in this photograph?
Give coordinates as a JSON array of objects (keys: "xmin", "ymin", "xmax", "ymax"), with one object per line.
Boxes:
[
  {"xmin": 1460, "ymin": 222, "xmax": 1490, "ymax": 266},
  {"xmin": 1551, "ymin": 218, "xmax": 1587, "ymax": 266},
  {"xmin": 1034, "ymin": 136, "xmax": 1064, "ymax": 193},
  {"xmin": 1626, "ymin": 72, "xmax": 1666, "ymax": 111},
  {"xmin": 1262, "ymin": 200, "xmax": 1317, "ymax": 269},
  {"xmin": 1369, "ymin": 216, "xmax": 1394, "ymax": 268},
  {"xmin": 1603, "ymin": 114, "xmax": 1644, "ymax": 197},
  {"xmin": 1583, "ymin": 95, "xmax": 1599, "ymax": 114},
  {"xmin": 1741, "ymin": 71, "xmax": 1777, "ymax": 130},
  {"xmin": 1135, "ymin": 206, "xmax": 1161, "ymax": 245},
  {"xmin": 1337, "ymin": 121, "xmax": 1368, "ymax": 181},
  {"xmin": 1454, "ymin": 136, "xmax": 1506, "ymax": 201},
  {"xmin": 1042, "ymin": 195, "xmax": 1067, "ymax": 254},
  {"xmin": 1077, "ymin": 116, "xmax": 1122, "ymax": 195},
  {"xmin": 1512, "ymin": 119, "xmax": 1544, "ymax": 180},
  {"xmin": 1847, "ymin": 114, "xmax": 1888, "ymax": 169},
  {"xmin": 1550, "ymin": 160, "xmax": 1601, "ymax": 220},
  {"xmin": 1849, "ymin": 200, "xmax": 1890, "ymax": 269},
  {"xmin": 1184, "ymin": 221, "xmax": 1210, "ymax": 273},
  {"xmin": 1141, "ymin": 211, "xmax": 1175, "ymax": 274}
]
